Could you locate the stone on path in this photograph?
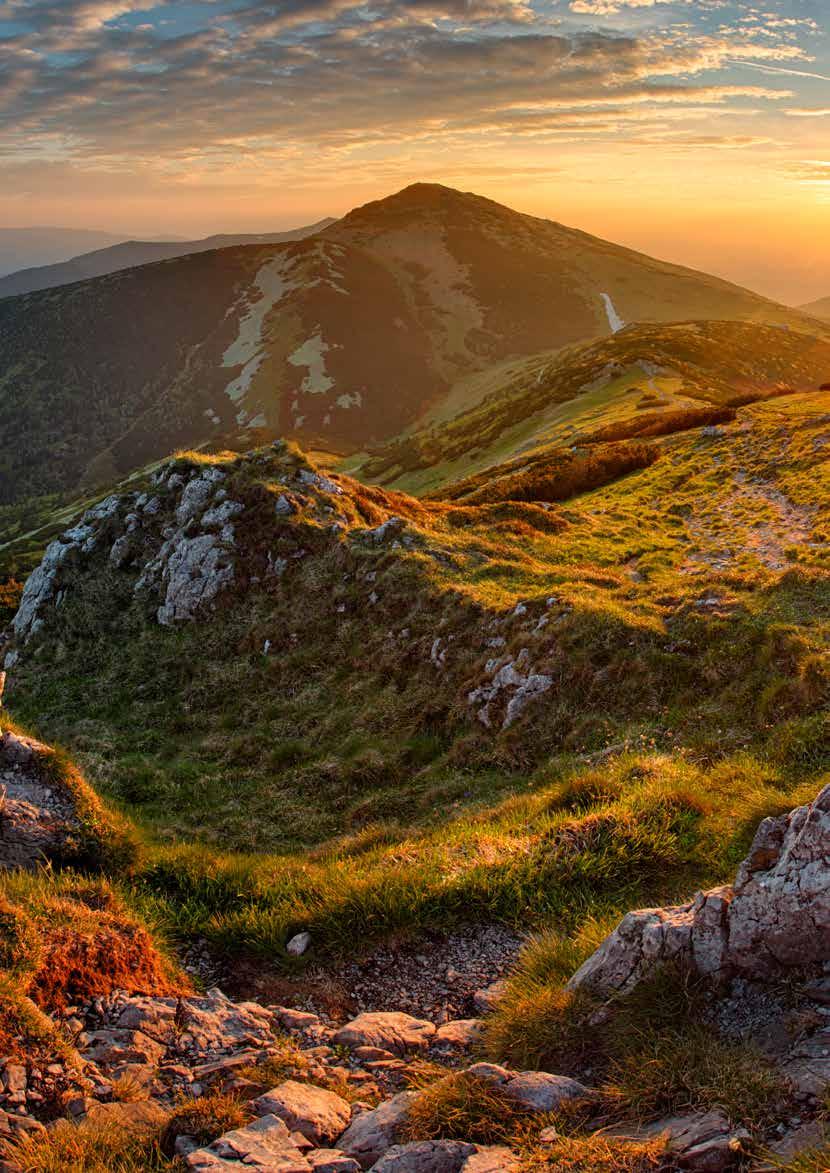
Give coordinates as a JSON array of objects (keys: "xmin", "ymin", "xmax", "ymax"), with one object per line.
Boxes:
[
  {"xmin": 433, "ymin": 1020, "xmax": 484, "ymax": 1051},
  {"xmin": 464, "ymin": 1064, "xmax": 588, "ymax": 1112},
  {"xmin": 333, "ymin": 1013, "xmax": 436, "ymax": 1057},
  {"xmin": 251, "ymin": 1080, "xmax": 351, "ymax": 1146},
  {"xmin": 337, "ymin": 1091, "xmax": 418, "ymax": 1170}
]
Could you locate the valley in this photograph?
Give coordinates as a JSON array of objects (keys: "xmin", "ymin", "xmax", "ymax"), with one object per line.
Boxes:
[{"xmin": 0, "ymin": 185, "xmax": 829, "ymax": 1172}]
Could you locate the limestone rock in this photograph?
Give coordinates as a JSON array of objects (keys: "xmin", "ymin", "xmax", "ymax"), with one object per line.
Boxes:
[
  {"xmin": 309, "ymin": 1152, "xmax": 362, "ymax": 1172},
  {"xmin": 337, "ymin": 1091, "xmax": 417, "ymax": 1169},
  {"xmin": 468, "ymin": 655, "xmax": 552, "ymax": 730},
  {"xmin": 113, "ymin": 989, "xmax": 275, "ymax": 1057},
  {"xmin": 251, "ymin": 1080, "xmax": 351, "ymax": 1145},
  {"xmin": 287, "ymin": 932, "xmax": 312, "ymax": 957},
  {"xmin": 0, "ymin": 731, "xmax": 85, "ymax": 869},
  {"xmin": 464, "ymin": 1065, "xmax": 587, "ymax": 1112},
  {"xmin": 157, "ymin": 534, "xmax": 234, "ymax": 625},
  {"xmin": 176, "ymin": 471, "xmax": 224, "ymax": 526},
  {"xmin": 472, "ymin": 982, "xmax": 506, "ymax": 1015},
  {"xmin": 368, "ymin": 1143, "xmax": 520, "ymax": 1173},
  {"xmin": 637, "ymin": 1110, "xmax": 750, "ymax": 1172},
  {"xmin": 368, "ymin": 1140, "xmax": 475, "ymax": 1172},
  {"xmin": 185, "ymin": 1113, "xmax": 310, "ymax": 1170},
  {"xmin": 434, "ymin": 1020, "xmax": 485, "ymax": 1051},
  {"xmin": 333, "ymin": 1013, "xmax": 436, "ymax": 1057},
  {"xmin": 82, "ymin": 1028, "xmax": 166, "ymax": 1069},
  {"xmin": 460, "ymin": 1149, "xmax": 521, "ymax": 1173},
  {"xmin": 569, "ymin": 782, "xmax": 830, "ymax": 995}
]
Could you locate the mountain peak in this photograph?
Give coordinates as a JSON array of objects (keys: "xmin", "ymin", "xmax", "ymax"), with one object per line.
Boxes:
[{"xmin": 334, "ymin": 181, "xmax": 514, "ymax": 231}]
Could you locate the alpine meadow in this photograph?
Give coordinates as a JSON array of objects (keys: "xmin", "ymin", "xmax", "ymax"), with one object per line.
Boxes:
[{"xmin": 1, "ymin": 1, "xmax": 830, "ymax": 1171}]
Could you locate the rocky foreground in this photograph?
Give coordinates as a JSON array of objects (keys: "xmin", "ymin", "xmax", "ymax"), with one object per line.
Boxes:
[{"xmin": 2, "ymin": 726, "xmax": 830, "ymax": 1168}]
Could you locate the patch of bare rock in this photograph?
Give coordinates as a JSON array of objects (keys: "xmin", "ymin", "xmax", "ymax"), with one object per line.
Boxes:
[
  {"xmin": 569, "ymin": 780, "xmax": 830, "ymax": 995},
  {"xmin": 0, "ymin": 729, "xmax": 84, "ymax": 869}
]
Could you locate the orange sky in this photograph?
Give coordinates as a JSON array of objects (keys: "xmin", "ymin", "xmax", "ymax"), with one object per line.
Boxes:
[{"xmin": 1, "ymin": 0, "xmax": 828, "ymax": 304}]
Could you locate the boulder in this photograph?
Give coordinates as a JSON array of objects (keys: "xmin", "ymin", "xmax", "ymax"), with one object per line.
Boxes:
[
  {"xmin": 333, "ymin": 1013, "xmax": 436, "ymax": 1057},
  {"xmin": 251, "ymin": 1080, "xmax": 351, "ymax": 1146},
  {"xmin": 463, "ymin": 1064, "xmax": 587, "ymax": 1113},
  {"xmin": 337, "ymin": 1091, "xmax": 418, "ymax": 1170},
  {"xmin": 569, "ymin": 783, "xmax": 830, "ymax": 996},
  {"xmin": 184, "ymin": 1113, "xmax": 310, "ymax": 1171}
]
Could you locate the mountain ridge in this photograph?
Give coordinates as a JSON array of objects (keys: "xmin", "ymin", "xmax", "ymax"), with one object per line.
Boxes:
[
  {"xmin": 801, "ymin": 295, "xmax": 830, "ymax": 321},
  {"xmin": 0, "ymin": 218, "xmax": 336, "ymax": 298},
  {"xmin": 0, "ymin": 182, "xmax": 827, "ymax": 508}
]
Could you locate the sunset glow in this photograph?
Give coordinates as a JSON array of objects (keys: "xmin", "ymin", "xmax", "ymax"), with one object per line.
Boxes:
[{"xmin": 2, "ymin": 0, "xmax": 828, "ymax": 302}]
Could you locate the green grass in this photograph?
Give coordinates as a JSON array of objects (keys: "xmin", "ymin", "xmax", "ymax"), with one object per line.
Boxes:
[{"xmin": 0, "ymin": 393, "xmax": 827, "ymax": 1167}]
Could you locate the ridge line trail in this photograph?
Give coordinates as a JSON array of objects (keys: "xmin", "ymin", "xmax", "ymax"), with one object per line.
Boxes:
[{"xmin": 682, "ymin": 419, "xmax": 819, "ymax": 574}]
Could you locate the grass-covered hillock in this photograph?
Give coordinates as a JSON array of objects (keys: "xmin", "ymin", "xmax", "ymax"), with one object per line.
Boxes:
[
  {"xmin": 352, "ymin": 321, "xmax": 830, "ymax": 495},
  {"xmin": 0, "ymin": 391, "xmax": 826, "ymax": 978}
]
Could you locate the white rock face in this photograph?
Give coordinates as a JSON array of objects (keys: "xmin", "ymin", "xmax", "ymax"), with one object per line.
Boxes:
[
  {"xmin": 157, "ymin": 534, "xmax": 235, "ymax": 626},
  {"xmin": 12, "ymin": 539, "xmax": 75, "ymax": 640},
  {"xmin": 468, "ymin": 654, "xmax": 552, "ymax": 730},
  {"xmin": 569, "ymin": 783, "xmax": 830, "ymax": 996}
]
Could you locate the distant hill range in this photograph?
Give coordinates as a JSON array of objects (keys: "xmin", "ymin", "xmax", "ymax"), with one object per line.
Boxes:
[
  {"xmin": 0, "ymin": 220, "xmax": 336, "ymax": 298},
  {"xmin": 0, "ymin": 182, "xmax": 827, "ymax": 506},
  {"xmin": 801, "ymin": 297, "xmax": 830, "ymax": 322},
  {"xmin": 0, "ymin": 227, "xmax": 129, "ymax": 279}
]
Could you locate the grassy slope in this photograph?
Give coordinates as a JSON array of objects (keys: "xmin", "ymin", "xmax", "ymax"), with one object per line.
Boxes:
[
  {"xmin": 3, "ymin": 392, "xmax": 827, "ymax": 978},
  {"xmin": 3, "ymin": 184, "xmax": 828, "ymax": 509},
  {"xmin": 801, "ymin": 296, "xmax": 830, "ymax": 322},
  {"xmin": 346, "ymin": 320, "xmax": 830, "ymax": 495}
]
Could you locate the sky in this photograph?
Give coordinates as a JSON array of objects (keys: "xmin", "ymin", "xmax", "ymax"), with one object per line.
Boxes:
[{"xmin": 0, "ymin": 0, "xmax": 828, "ymax": 303}]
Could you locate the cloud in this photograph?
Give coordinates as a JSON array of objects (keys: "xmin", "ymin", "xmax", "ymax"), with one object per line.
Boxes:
[{"xmin": 0, "ymin": 0, "xmax": 821, "ymax": 195}]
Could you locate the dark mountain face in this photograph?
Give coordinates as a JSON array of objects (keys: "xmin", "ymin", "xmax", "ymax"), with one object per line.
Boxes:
[{"xmin": 0, "ymin": 183, "xmax": 825, "ymax": 506}]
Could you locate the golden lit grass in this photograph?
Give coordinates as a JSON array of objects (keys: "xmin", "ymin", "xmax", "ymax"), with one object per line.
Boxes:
[
  {"xmin": 768, "ymin": 1147, "xmax": 830, "ymax": 1172},
  {"xmin": 520, "ymin": 1134, "xmax": 666, "ymax": 1172},
  {"xmin": 485, "ymin": 955, "xmax": 785, "ymax": 1133},
  {"xmin": 4, "ymin": 1117, "xmax": 169, "ymax": 1173},
  {"xmin": 402, "ymin": 1070, "xmax": 535, "ymax": 1147},
  {"xmin": 160, "ymin": 1090, "xmax": 250, "ymax": 1156},
  {"xmin": 0, "ymin": 868, "xmax": 189, "ymax": 1014}
]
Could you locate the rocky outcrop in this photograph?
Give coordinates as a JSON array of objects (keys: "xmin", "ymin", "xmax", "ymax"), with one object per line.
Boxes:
[
  {"xmin": 0, "ymin": 730, "xmax": 87, "ymax": 869},
  {"xmin": 569, "ymin": 782, "xmax": 830, "ymax": 996},
  {"xmin": 467, "ymin": 648, "xmax": 552, "ymax": 730}
]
